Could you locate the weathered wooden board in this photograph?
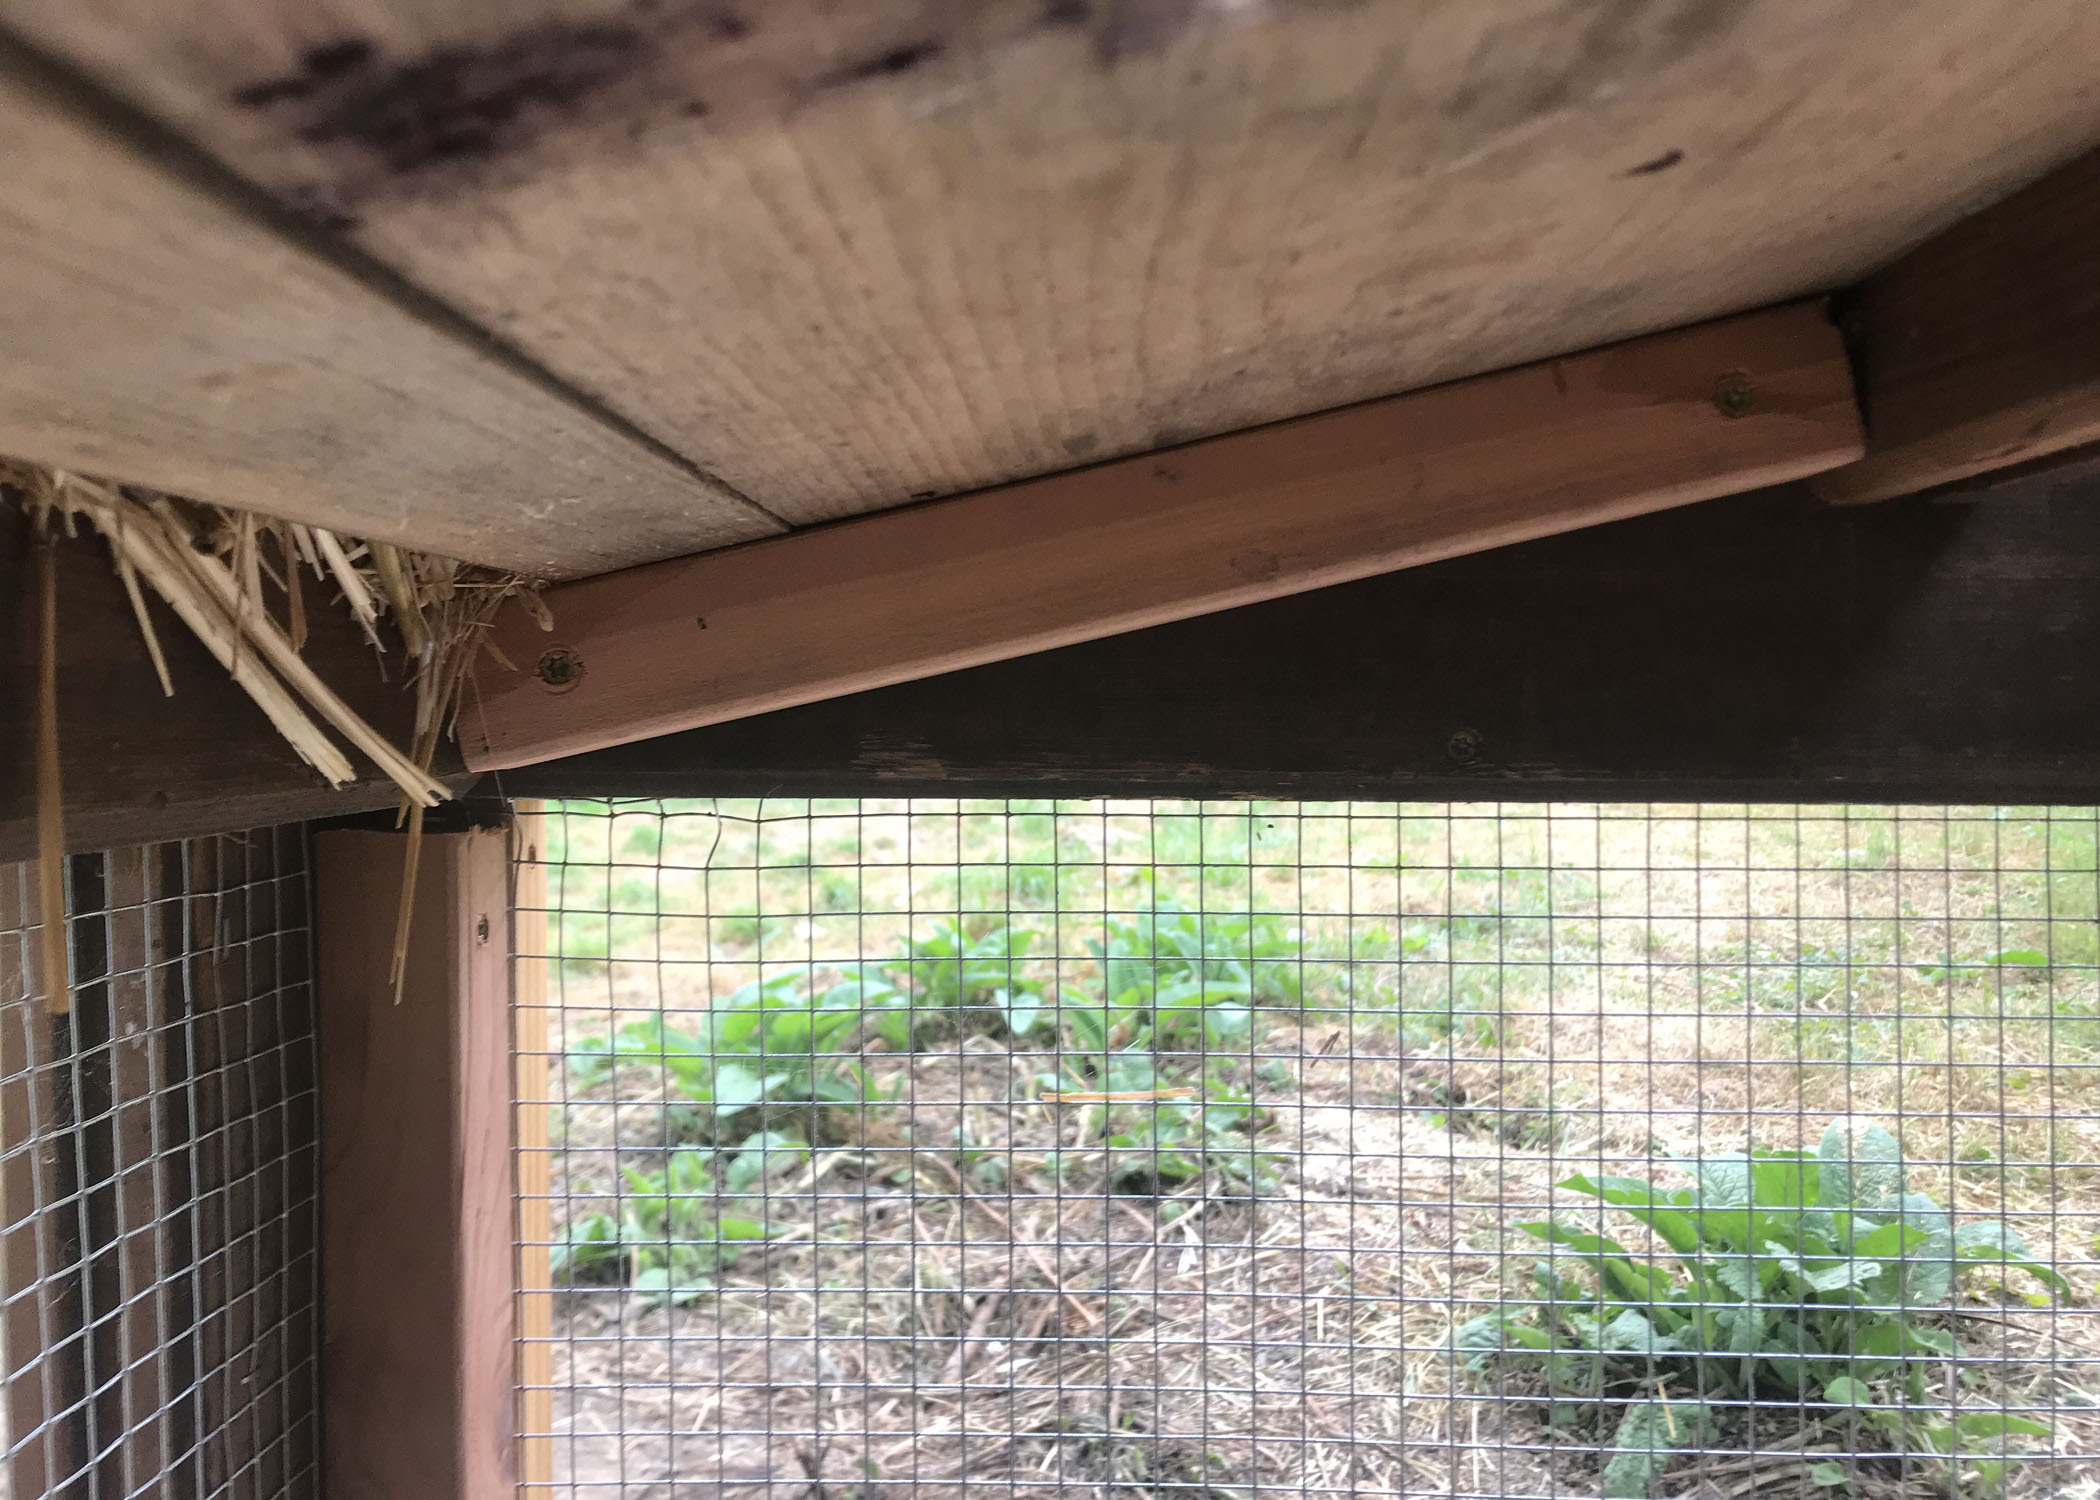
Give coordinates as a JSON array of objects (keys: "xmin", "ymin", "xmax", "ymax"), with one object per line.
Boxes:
[
  {"xmin": 315, "ymin": 826, "xmax": 514, "ymax": 1500},
  {"xmin": 461, "ymin": 301, "xmax": 1861, "ymax": 769},
  {"xmin": 0, "ymin": 509, "xmax": 477, "ymax": 865},
  {"xmin": 10, "ymin": 1, "xmax": 2099, "ymax": 565},
  {"xmin": 0, "ymin": 36, "xmax": 778, "ymax": 577},
  {"xmin": 1812, "ymin": 146, "xmax": 2100, "ymax": 505},
  {"xmin": 504, "ymin": 468, "xmax": 2100, "ymax": 806}
]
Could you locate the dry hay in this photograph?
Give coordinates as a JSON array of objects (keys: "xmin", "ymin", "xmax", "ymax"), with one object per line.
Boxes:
[
  {"xmin": 4, "ymin": 457, "xmax": 548, "ymax": 999},
  {"xmin": 2, "ymin": 458, "xmax": 546, "ymax": 803},
  {"xmin": 539, "ymin": 1006, "xmax": 2100, "ymax": 1500}
]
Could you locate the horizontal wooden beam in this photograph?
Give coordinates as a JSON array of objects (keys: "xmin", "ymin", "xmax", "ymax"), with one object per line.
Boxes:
[
  {"xmin": 0, "ymin": 36, "xmax": 780, "ymax": 576},
  {"xmin": 464, "ymin": 301, "xmax": 1861, "ymax": 771},
  {"xmin": 0, "ymin": 510, "xmax": 475, "ymax": 864},
  {"xmin": 1811, "ymin": 146, "xmax": 2100, "ymax": 505},
  {"xmin": 504, "ymin": 472, "xmax": 2100, "ymax": 805}
]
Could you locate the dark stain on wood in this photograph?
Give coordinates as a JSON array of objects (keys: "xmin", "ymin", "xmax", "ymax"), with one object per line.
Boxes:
[
  {"xmin": 1623, "ymin": 147, "xmax": 1685, "ymax": 177},
  {"xmin": 818, "ymin": 39, "xmax": 945, "ymax": 89},
  {"xmin": 231, "ymin": 22, "xmax": 646, "ymax": 172}
]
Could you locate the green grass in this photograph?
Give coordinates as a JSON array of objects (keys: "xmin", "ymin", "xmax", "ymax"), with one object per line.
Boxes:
[{"xmin": 540, "ymin": 798, "xmax": 2100, "ymax": 1184}]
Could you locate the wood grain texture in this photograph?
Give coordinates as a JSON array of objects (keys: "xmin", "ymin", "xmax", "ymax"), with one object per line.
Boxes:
[
  {"xmin": 505, "ymin": 472, "xmax": 2100, "ymax": 806},
  {"xmin": 0, "ymin": 509, "xmax": 478, "ymax": 866},
  {"xmin": 0, "ymin": 38, "xmax": 778, "ymax": 576},
  {"xmin": 0, "ymin": 862, "xmax": 82, "ymax": 1500},
  {"xmin": 510, "ymin": 806, "xmax": 553, "ymax": 1496},
  {"xmin": 102, "ymin": 848, "xmax": 169, "ymax": 1498},
  {"xmin": 10, "ymin": 0, "xmax": 2097, "ymax": 556},
  {"xmin": 316, "ymin": 826, "xmax": 515, "ymax": 1500},
  {"xmin": 463, "ymin": 301, "xmax": 1861, "ymax": 770},
  {"xmin": 1811, "ymin": 147, "xmax": 2100, "ymax": 504}
]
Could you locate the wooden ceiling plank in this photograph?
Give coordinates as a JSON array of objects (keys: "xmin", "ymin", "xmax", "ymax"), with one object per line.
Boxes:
[
  {"xmin": 1811, "ymin": 147, "xmax": 2100, "ymax": 506},
  {"xmin": 0, "ymin": 40, "xmax": 781, "ymax": 577},
  {"xmin": 462, "ymin": 299, "xmax": 1861, "ymax": 772},
  {"xmin": 11, "ymin": 4, "xmax": 2096, "ymax": 566}
]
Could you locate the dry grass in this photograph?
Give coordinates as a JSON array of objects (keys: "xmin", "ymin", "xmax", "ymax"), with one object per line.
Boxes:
[{"xmin": 528, "ymin": 801, "xmax": 2100, "ymax": 1499}]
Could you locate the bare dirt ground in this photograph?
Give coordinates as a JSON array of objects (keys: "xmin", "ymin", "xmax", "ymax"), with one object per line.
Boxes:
[
  {"xmin": 527, "ymin": 801, "xmax": 2100, "ymax": 1499},
  {"xmin": 537, "ymin": 1026, "xmax": 2100, "ymax": 1499}
]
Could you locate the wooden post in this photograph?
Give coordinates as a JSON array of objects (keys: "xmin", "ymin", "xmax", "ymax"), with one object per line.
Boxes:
[
  {"xmin": 0, "ymin": 857, "xmax": 82, "ymax": 1498},
  {"xmin": 316, "ymin": 826, "xmax": 514, "ymax": 1500},
  {"xmin": 510, "ymin": 806, "xmax": 554, "ymax": 1495}
]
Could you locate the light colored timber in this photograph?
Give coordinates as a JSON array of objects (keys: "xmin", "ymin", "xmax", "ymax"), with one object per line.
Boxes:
[
  {"xmin": 316, "ymin": 827, "xmax": 517, "ymax": 1500},
  {"xmin": 510, "ymin": 805, "xmax": 553, "ymax": 1496},
  {"xmin": 8, "ymin": 3, "xmax": 2096, "ymax": 568},
  {"xmin": 0, "ymin": 40, "xmax": 779, "ymax": 578},
  {"xmin": 462, "ymin": 300, "xmax": 1862, "ymax": 771}
]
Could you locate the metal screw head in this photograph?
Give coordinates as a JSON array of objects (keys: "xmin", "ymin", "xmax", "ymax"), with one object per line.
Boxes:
[
  {"xmin": 1447, "ymin": 728, "xmax": 1484, "ymax": 764},
  {"xmin": 1712, "ymin": 371, "xmax": 1757, "ymax": 418},
  {"xmin": 536, "ymin": 647, "xmax": 583, "ymax": 691}
]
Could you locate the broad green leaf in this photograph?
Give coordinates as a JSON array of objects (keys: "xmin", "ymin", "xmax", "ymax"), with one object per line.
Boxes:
[
  {"xmin": 1808, "ymin": 1461, "xmax": 1849, "ymax": 1487},
  {"xmin": 1818, "ymin": 1120, "xmax": 1904, "ymax": 1211},
  {"xmin": 1954, "ymin": 1221, "xmax": 2073, "ymax": 1294},
  {"xmin": 1953, "ymin": 1410, "xmax": 2052, "ymax": 1442},
  {"xmin": 1707, "ymin": 1252, "xmax": 1758, "ymax": 1300},
  {"xmin": 1898, "ymin": 1231, "xmax": 1955, "ymax": 1307},
  {"xmin": 1823, "ymin": 1376, "xmax": 1874, "ymax": 1407},
  {"xmin": 1768, "ymin": 1247, "xmax": 1884, "ymax": 1294},
  {"xmin": 1601, "ymin": 1309, "xmax": 1680, "ymax": 1355},
  {"xmin": 1560, "ymin": 1175, "xmax": 1704, "ymax": 1259},
  {"xmin": 1601, "ymin": 1400, "xmax": 1708, "ymax": 1498},
  {"xmin": 1515, "ymin": 1221, "xmax": 1657, "ymax": 1301},
  {"xmin": 711, "ymin": 1063, "xmax": 768, "ymax": 1114},
  {"xmin": 1695, "ymin": 1156, "xmax": 1754, "ymax": 1207},
  {"xmin": 1453, "ymin": 1310, "xmax": 1549, "ymax": 1363},
  {"xmin": 632, "ymin": 1265, "xmax": 712, "ymax": 1307},
  {"xmin": 1720, "ymin": 1302, "xmax": 1765, "ymax": 1355},
  {"xmin": 1986, "ymin": 948, "xmax": 2049, "ymax": 968},
  {"xmin": 1850, "ymin": 1219, "xmax": 1941, "ymax": 1259},
  {"xmin": 1697, "ymin": 1154, "xmax": 1815, "ymax": 1212},
  {"xmin": 1759, "ymin": 1317, "xmax": 1817, "ymax": 1393}
]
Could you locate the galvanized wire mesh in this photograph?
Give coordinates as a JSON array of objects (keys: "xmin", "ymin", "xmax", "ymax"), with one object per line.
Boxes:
[
  {"xmin": 515, "ymin": 799, "xmax": 2100, "ymax": 1499},
  {"xmin": 0, "ymin": 828, "xmax": 320, "ymax": 1500}
]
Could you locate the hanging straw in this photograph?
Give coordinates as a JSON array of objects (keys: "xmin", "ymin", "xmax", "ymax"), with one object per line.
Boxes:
[{"xmin": 5, "ymin": 459, "xmax": 552, "ymax": 1007}]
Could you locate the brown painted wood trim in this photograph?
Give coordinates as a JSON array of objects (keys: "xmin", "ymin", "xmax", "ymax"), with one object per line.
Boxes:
[
  {"xmin": 1812, "ymin": 147, "xmax": 2100, "ymax": 505},
  {"xmin": 316, "ymin": 827, "xmax": 514, "ymax": 1500},
  {"xmin": 463, "ymin": 300, "xmax": 1863, "ymax": 772},
  {"xmin": 502, "ymin": 474, "xmax": 2100, "ymax": 807}
]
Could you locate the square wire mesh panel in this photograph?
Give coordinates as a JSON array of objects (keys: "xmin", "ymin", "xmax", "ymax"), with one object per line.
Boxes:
[
  {"xmin": 0, "ymin": 827, "xmax": 320, "ymax": 1500},
  {"xmin": 515, "ymin": 799, "xmax": 2100, "ymax": 1499}
]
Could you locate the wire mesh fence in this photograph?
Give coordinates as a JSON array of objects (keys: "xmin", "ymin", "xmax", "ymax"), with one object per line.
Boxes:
[
  {"xmin": 0, "ymin": 827, "xmax": 320, "ymax": 1500},
  {"xmin": 515, "ymin": 798, "xmax": 2100, "ymax": 1500}
]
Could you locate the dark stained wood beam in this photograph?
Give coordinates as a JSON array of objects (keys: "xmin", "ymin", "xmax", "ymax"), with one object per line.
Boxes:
[
  {"xmin": 0, "ymin": 509, "xmax": 475, "ymax": 864},
  {"xmin": 464, "ymin": 302, "xmax": 1860, "ymax": 770},
  {"xmin": 1812, "ymin": 146, "xmax": 2100, "ymax": 505},
  {"xmin": 504, "ymin": 469, "xmax": 2100, "ymax": 806}
]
